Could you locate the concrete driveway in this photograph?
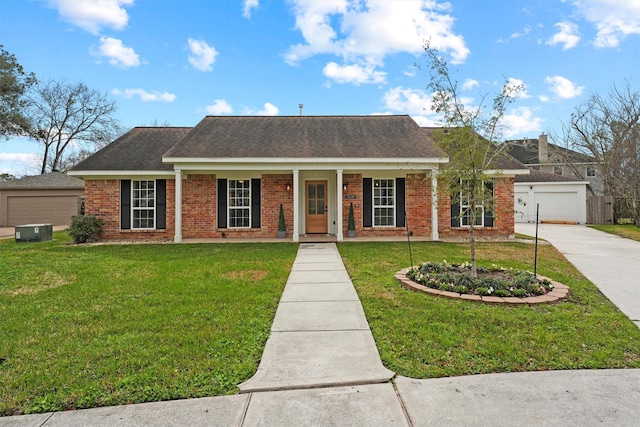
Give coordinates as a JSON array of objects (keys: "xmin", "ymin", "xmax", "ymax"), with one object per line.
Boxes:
[{"xmin": 516, "ymin": 223, "xmax": 640, "ymax": 328}]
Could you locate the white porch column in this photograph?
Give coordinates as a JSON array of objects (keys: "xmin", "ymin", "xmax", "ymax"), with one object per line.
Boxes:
[
  {"xmin": 336, "ymin": 169, "xmax": 344, "ymax": 241},
  {"xmin": 293, "ymin": 169, "xmax": 300, "ymax": 242},
  {"xmin": 431, "ymin": 170, "xmax": 439, "ymax": 241},
  {"xmin": 174, "ymin": 169, "xmax": 183, "ymax": 243}
]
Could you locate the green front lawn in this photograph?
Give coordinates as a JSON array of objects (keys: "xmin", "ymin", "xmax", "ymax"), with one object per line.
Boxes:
[
  {"xmin": 590, "ymin": 224, "xmax": 640, "ymax": 242},
  {"xmin": 339, "ymin": 242, "xmax": 640, "ymax": 378},
  {"xmin": 0, "ymin": 233, "xmax": 297, "ymax": 416}
]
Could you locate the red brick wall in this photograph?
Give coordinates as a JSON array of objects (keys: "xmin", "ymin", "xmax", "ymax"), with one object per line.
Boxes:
[
  {"xmin": 342, "ymin": 173, "xmax": 433, "ymax": 238},
  {"xmin": 182, "ymin": 174, "xmax": 216, "ymax": 238},
  {"xmin": 85, "ymin": 179, "xmax": 174, "ymax": 240},
  {"xmin": 438, "ymin": 176, "xmax": 514, "ymax": 238}
]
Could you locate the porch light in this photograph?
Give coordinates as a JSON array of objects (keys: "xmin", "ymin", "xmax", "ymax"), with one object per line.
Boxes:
[
  {"xmin": 343, "ymin": 183, "xmax": 348, "ymax": 191},
  {"xmin": 286, "ymin": 183, "xmax": 291, "ymax": 191}
]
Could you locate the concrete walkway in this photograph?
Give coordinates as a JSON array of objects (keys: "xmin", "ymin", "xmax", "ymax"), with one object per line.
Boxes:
[
  {"xmin": 516, "ymin": 223, "xmax": 640, "ymax": 328},
  {"xmin": 2, "ymin": 242, "xmax": 640, "ymax": 426},
  {"xmin": 239, "ymin": 243, "xmax": 395, "ymax": 392}
]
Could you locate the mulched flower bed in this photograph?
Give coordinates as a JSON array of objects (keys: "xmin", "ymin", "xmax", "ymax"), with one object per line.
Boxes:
[{"xmin": 406, "ymin": 260, "xmax": 554, "ymax": 298}]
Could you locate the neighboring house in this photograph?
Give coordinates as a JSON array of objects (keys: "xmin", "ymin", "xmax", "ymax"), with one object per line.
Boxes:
[
  {"xmin": 69, "ymin": 115, "xmax": 528, "ymax": 242},
  {"xmin": 506, "ymin": 134, "xmax": 604, "ymax": 196},
  {"xmin": 0, "ymin": 172, "xmax": 84, "ymax": 226},
  {"xmin": 514, "ymin": 168, "xmax": 588, "ymax": 224}
]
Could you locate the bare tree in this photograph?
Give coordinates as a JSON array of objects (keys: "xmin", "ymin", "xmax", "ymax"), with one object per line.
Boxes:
[
  {"xmin": 556, "ymin": 81, "xmax": 640, "ymax": 226},
  {"xmin": 26, "ymin": 79, "xmax": 120, "ymax": 174},
  {"xmin": 423, "ymin": 42, "xmax": 523, "ymax": 276}
]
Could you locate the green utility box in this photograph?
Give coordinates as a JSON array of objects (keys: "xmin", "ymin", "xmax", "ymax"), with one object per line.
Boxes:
[{"xmin": 15, "ymin": 224, "xmax": 53, "ymax": 243}]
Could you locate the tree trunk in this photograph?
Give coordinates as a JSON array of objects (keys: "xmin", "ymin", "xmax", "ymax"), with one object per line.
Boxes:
[{"xmin": 470, "ymin": 222, "xmax": 477, "ymax": 277}]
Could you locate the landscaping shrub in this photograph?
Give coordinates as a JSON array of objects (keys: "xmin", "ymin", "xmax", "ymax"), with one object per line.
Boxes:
[{"xmin": 67, "ymin": 214, "xmax": 104, "ymax": 244}]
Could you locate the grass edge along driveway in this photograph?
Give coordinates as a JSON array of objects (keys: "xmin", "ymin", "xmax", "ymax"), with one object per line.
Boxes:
[{"xmin": 338, "ymin": 241, "xmax": 640, "ymax": 379}]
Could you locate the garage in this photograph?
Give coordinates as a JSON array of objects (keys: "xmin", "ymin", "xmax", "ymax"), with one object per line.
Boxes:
[
  {"xmin": 0, "ymin": 172, "xmax": 84, "ymax": 226},
  {"xmin": 514, "ymin": 170, "xmax": 588, "ymax": 224}
]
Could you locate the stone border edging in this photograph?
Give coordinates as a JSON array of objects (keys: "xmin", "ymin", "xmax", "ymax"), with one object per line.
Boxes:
[{"xmin": 395, "ymin": 267, "xmax": 569, "ymax": 304}]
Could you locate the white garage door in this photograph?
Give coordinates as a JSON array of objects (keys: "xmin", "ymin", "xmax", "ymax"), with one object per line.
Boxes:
[
  {"xmin": 534, "ymin": 192, "xmax": 578, "ymax": 223},
  {"xmin": 7, "ymin": 195, "xmax": 79, "ymax": 226}
]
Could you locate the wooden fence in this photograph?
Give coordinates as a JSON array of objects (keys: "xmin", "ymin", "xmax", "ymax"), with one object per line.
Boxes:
[{"xmin": 587, "ymin": 195, "xmax": 613, "ymax": 224}]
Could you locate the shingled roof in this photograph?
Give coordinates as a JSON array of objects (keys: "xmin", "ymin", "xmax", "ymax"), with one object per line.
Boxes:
[
  {"xmin": 515, "ymin": 168, "xmax": 588, "ymax": 183},
  {"xmin": 506, "ymin": 138, "xmax": 594, "ymax": 164},
  {"xmin": 0, "ymin": 171, "xmax": 84, "ymax": 189},
  {"xmin": 70, "ymin": 127, "xmax": 192, "ymax": 171},
  {"xmin": 163, "ymin": 115, "xmax": 447, "ymax": 159}
]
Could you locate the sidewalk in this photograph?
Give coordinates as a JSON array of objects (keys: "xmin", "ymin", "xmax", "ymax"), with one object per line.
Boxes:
[{"xmin": 2, "ymin": 242, "xmax": 640, "ymax": 426}]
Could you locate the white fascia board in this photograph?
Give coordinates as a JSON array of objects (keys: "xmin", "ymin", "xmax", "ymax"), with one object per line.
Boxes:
[
  {"xmin": 485, "ymin": 169, "xmax": 530, "ymax": 176},
  {"xmin": 515, "ymin": 180, "xmax": 589, "ymax": 187},
  {"xmin": 163, "ymin": 157, "xmax": 448, "ymax": 171},
  {"xmin": 68, "ymin": 170, "xmax": 175, "ymax": 179}
]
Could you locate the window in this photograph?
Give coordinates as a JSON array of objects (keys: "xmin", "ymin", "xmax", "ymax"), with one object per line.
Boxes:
[
  {"xmin": 229, "ymin": 179, "xmax": 250, "ymax": 228},
  {"xmin": 373, "ymin": 179, "xmax": 394, "ymax": 226},
  {"xmin": 586, "ymin": 165, "xmax": 596, "ymax": 177},
  {"xmin": 452, "ymin": 180, "xmax": 494, "ymax": 228},
  {"xmin": 132, "ymin": 180, "xmax": 155, "ymax": 229}
]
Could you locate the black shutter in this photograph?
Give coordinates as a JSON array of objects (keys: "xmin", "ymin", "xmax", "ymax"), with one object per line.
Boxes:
[
  {"xmin": 120, "ymin": 179, "xmax": 131, "ymax": 230},
  {"xmin": 156, "ymin": 179, "xmax": 166, "ymax": 229},
  {"xmin": 251, "ymin": 178, "xmax": 261, "ymax": 228},
  {"xmin": 217, "ymin": 179, "xmax": 227, "ymax": 229},
  {"xmin": 484, "ymin": 181, "xmax": 494, "ymax": 227},
  {"xmin": 450, "ymin": 194, "xmax": 460, "ymax": 228},
  {"xmin": 363, "ymin": 178, "xmax": 372, "ymax": 227},
  {"xmin": 395, "ymin": 177, "xmax": 406, "ymax": 227}
]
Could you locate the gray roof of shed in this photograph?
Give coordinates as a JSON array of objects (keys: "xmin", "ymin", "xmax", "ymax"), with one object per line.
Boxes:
[
  {"xmin": 0, "ymin": 171, "xmax": 84, "ymax": 189},
  {"xmin": 515, "ymin": 168, "xmax": 586, "ymax": 183},
  {"xmin": 164, "ymin": 115, "xmax": 447, "ymax": 159},
  {"xmin": 70, "ymin": 127, "xmax": 192, "ymax": 171}
]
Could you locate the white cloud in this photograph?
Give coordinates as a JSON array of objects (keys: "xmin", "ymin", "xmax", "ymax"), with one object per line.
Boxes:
[
  {"xmin": 572, "ymin": 0, "xmax": 640, "ymax": 48},
  {"xmin": 323, "ymin": 61, "xmax": 386, "ymax": 85},
  {"xmin": 91, "ymin": 37, "xmax": 140, "ymax": 68},
  {"xmin": 204, "ymin": 99, "xmax": 233, "ymax": 115},
  {"xmin": 47, "ymin": 0, "xmax": 133, "ymax": 34},
  {"xmin": 510, "ymin": 25, "xmax": 532, "ymax": 39},
  {"xmin": 383, "ymin": 87, "xmax": 433, "ymax": 115},
  {"xmin": 284, "ymin": 0, "xmax": 469, "ymax": 85},
  {"xmin": 539, "ymin": 95, "xmax": 550, "ymax": 103},
  {"xmin": 545, "ymin": 75, "xmax": 584, "ymax": 99},
  {"xmin": 0, "ymin": 152, "xmax": 40, "ymax": 176},
  {"xmin": 187, "ymin": 38, "xmax": 218, "ymax": 72},
  {"xmin": 500, "ymin": 107, "xmax": 544, "ymax": 138},
  {"xmin": 112, "ymin": 88, "xmax": 176, "ymax": 102},
  {"xmin": 243, "ymin": 0, "xmax": 259, "ymax": 18},
  {"xmin": 255, "ymin": 102, "xmax": 279, "ymax": 116},
  {"xmin": 546, "ymin": 22, "xmax": 580, "ymax": 50},
  {"xmin": 462, "ymin": 78, "xmax": 479, "ymax": 91}
]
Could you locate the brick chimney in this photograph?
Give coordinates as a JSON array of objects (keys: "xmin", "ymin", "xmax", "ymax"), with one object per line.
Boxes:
[{"xmin": 538, "ymin": 133, "xmax": 548, "ymax": 163}]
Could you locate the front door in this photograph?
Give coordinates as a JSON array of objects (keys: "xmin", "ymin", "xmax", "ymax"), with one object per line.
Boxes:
[{"xmin": 305, "ymin": 180, "xmax": 328, "ymax": 234}]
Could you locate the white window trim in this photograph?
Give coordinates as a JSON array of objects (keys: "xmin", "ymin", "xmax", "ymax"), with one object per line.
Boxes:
[
  {"xmin": 132, "ymin": 179, "xmax": 156, "ymax": 230},
  {"xmin": 228, "ymin": 179, "xmax": 251, "ymax": 229},
  {"xmin": 373, "ymin": 178, "xmax": 395, "ymax": 227}
]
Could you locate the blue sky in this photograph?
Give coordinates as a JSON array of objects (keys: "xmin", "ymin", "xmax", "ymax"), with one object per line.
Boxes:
[{"xmin": 1, "ymin": 0, "xmax": 639, "ymax": 176}]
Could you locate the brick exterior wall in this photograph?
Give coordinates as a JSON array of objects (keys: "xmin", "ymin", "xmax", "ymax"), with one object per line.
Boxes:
[
  {"xmin": 85, "ymin": 179, "xmax": 175, "ymax": 240},
  {"xmin": 438, "ymin": 176, "xmax": 515, "ymax": 238},
  {"xmin": 85, "ymin": 173, "xmax": 515, "ymax": 241},
  {"xmin": 342, "ymin": 173, "xmax": 433, "ymax": 238}
]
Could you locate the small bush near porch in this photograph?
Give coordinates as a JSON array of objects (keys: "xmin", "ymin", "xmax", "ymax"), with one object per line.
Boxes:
[
  {"xmin": 0, "ymin": 234, "xmax": 297, "ymax": 416},
  {"xmin": 339, "ymin": 242, "xmax": 640, "ymax": 378}
]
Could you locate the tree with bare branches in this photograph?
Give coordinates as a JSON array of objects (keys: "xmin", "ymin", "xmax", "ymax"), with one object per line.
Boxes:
[
  {"xmin": 26, "ymin": 79, "xmax": 121, "ymax": 174},
  {"xmin": 555, "ymin": 81, "xmax": 640, "ymax": 226},
  {"xmin": 423, "ymin": 43, "xmax": 523, "ymax": 276}
]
